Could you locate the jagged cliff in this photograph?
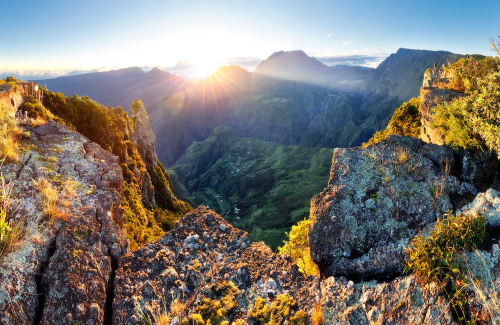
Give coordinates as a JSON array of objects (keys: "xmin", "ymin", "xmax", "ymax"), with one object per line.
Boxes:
[
  {"xmin": 1, "ymin": 64, "xmax": 499, "ymax": 325},
  {"xmin": 0, "ymin": 118, "xmax": 127, "ymax": 324}
]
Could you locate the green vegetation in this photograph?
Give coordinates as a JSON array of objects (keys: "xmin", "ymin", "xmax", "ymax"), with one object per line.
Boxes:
[
  {"xmin": 432, "ymin": 56, "xmax": 500, "ymax": 156},
  {"xmin": 278, "ymin": 218, "xmax": 319, "ymax": 276},
  {"xmin": 0, "ymin": 91, "xmax": 23, "ymax": 161},
  {"xmin": 171, "ymin": 126, "xmax": 332, "ymax": 249},
  {"xmin": 404, "ymin": 213, "xmax": 487, "ymax": 323},
  {"xmin": 39, "ymin": 89, "xmax": 190, "ymax": 248},
  {"xmin": 247, "ymin": 294, "xmax": 308, "ymax": 325},
  {"xmin": 20, "ymin": 96, "xmax": 64, "ymax": 124},
  {"xmin": 442, "ymin": 56, "xmax": 498, "ymax": 93},
  {"xmin": 181, "ymin": 281, "xmax": 240, "ymax": 325},
  {"xmin": 0, "ymin": 193, "xmax": 11, "ymax": 251},
  {"xmin": 363, "ymin": 97, "xmax": 421, "ymax": 147}
]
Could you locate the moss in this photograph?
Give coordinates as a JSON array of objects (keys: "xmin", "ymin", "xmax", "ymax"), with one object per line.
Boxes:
[
  {"xmin": 182, "ymin": 281, "xmax": 240, "ymax": 325},
  {"xmin": 247, "ymin": 294, "xmax": 308, "ymax": 325}
]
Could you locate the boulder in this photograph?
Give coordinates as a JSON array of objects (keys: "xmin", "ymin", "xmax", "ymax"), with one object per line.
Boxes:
[
  {"xmin": 0, "ymin": 120, "xmax": 127, "ymax": 324},
  {"xmin": 309, "ymin": 135, "xmax": 477, "ymax": 280},
  {"xmin": 113, "ymin": 207, "xmax": 320, "ymax": 324}
]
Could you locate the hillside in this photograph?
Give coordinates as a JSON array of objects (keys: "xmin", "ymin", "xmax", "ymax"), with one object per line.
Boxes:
[
  {"xmin": 169, "ymin": 126, "xmax": 333, "ymax": 248},
  {"xmin": 37, "ymin": 67, "xmax": 184, "ymax": 109},
  {"xmin": 0, "ymin": 49, "xmax": 499, "ymax": 324},
  {"xmin": 39, "ymin": 48, "xmax": 464, "ymax": 167}
]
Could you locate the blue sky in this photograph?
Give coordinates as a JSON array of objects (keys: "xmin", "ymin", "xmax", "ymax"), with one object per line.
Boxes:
[{"xmin": 1, "ymin": 0, "xmax": 499, "ymax": 78}]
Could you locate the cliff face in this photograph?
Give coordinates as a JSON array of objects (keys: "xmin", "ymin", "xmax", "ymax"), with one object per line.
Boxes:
[
  {"xmin": 418, "ymin": 67, "xmax": 465, "ymax": 144},
  {"xmin": 0, "ymin": 118, "xmax": 127, "ymax": 324}
]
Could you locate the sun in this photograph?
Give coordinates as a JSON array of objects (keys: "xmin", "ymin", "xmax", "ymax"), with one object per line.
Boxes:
[{"xmin": 192, "ymin": 59, "xmax": 221, "ymax": 78}]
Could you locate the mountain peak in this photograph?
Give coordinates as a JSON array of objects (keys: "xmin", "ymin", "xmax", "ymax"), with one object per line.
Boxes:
[{"xmin": 254, "ymin": 50, "xmax": 326, "ymax": 81}]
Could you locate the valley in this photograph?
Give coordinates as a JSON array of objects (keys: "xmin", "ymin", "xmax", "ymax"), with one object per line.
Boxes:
[{"xmin": 37, "ymin": 48, "xmax": 465, "ymax": 249}]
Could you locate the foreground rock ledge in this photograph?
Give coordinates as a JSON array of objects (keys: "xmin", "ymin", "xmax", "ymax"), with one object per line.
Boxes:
[
  {"xmin": 310, "ymin": 135, "xmax": 479, "ymax": 281},
  {"xmin": 112, "ymin": 206, "xmax": 455, "ymax": 324}
]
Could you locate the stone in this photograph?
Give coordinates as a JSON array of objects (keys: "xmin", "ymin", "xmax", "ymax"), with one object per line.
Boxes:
[
  {"xmin": 0, "ymin": 119, "xmax": 127, "ymax": 325},
  {"xmin": 309, "ymin": 135, "xmax": 477, "ymax": 280}
]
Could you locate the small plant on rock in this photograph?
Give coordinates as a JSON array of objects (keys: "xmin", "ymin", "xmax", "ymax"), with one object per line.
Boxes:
[
  {"xmin": 279, "ymin": 218, "xmax": 319, "ymax": 277},
  {"xmin": 404, "ymin": 212, "xmax": 486, "ymax": 324}
]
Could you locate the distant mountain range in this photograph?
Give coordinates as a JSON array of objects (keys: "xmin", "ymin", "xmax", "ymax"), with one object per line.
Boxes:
[
  {"xmin": 38, "ymin": 48, "xmax": 463, "ymax": 165},
  {"xmin": 35, "ymin": 47, "xmax": 466, "ymax": 249}
]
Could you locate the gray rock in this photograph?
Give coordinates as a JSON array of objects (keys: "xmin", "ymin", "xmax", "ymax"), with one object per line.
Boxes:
[{"xmin": 310, "ymin": 135, "xmax": 477, "ymax": 280}]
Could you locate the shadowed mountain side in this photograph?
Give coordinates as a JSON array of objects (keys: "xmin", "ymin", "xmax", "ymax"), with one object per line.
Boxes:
[
  {"xmin": 38, "ymin": 49, "xmax": 464, "ymax": 166},
  {"xmin": 168, "ymin": 126, "xmax": 333, "ymax": 249},
  {"xmin": 254, "ymin": 50, "xmax": 373, "ymax": 89},
  {"xmin": 37, "ymin": 67, "xmax": 185, "ymax": 109}
]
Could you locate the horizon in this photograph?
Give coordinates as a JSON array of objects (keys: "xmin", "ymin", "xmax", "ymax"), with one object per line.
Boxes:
[{"xmin": 1, "ymin": 0, "xmax": 499, "ymax": 79}]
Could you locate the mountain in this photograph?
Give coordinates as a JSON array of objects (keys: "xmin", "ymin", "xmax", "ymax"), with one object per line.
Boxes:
[
  {"xmin": 255, "ymin": 50, "xmax": 373, "ymax": 89},
  {"xmin": 36, "ymin": 48, "xmax": 464, "ymax": 166},
  {"xmin": 168, "ymin": 126, "xmax": 333, "ymax": 249},
  {"xmin": 361, "ymin": 48, "xmax": 463, "ymax": 132},
  {"xmin": 37, "ymin": 67, "xmax": 184, "ymax": 109}
]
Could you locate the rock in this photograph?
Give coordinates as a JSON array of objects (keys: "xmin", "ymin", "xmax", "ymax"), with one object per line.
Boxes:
[
  {"xmin": 320, "ymin": 275, "xmax": 452, "ymax": 324},
  {"xmin": 130, "ymin": 99, "xmax": 158, "ymax": 169},
  {"xmin": 461, "ymin": 189, "xmax": 500, "ymax": 227},
  {"xmin": 459, "ymin": 189, "xmax": 500, "ymax": 323},
  {"xmin": 0, "ymin": 120, "xmax": 127, "ymax": 324},
  {"xmin": 459, "ymin": 150, "xmax": 500, "ymax": 192},
  {"xmin": 419, "ymin": 87, "xmax": 465, "ymax": 145},
  {"xmin": 112, "ymin": 207, "xmax": 320, "ymax": 324},
  {"xmin": 309, "ymin": 135, "xmax": 477, "ymax": 280}
]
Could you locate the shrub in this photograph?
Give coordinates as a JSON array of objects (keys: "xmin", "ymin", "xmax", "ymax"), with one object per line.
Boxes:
[
  {"xmin": 432, "ymin": 70, "xmax": 500, "ymax": 157},
  {"xmin": 404, "ymin": 212, "xmax": 486, "ymax": 323},
  {"xmin": 363, "ymin": 97, "xmax": 421, "ymax": 147},
  {"xmin": 279, "ymin": 218, "xmax": 319, "ymax": 277},
  {"xmin": 0, "ymin": 202, "xmax": 11, "ymax": 250},
  {"xmin": 0, "ymin": 98, "xmax": 22, "ymax": 161},
  {"xmin": 247, "ymin": 294, "xmax": 307, "ymax": 325}
]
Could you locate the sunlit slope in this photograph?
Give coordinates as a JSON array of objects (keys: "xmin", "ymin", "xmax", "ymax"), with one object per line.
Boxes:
[{"xmin": 169, "ymin": 126, "xmax": 333, "ymax": 249}]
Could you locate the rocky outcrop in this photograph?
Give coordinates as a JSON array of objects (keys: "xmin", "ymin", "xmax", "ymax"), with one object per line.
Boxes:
[
  {"xmin": 130, "ymin": 98, "xmax": 158, "ymax": 169},
  {"xmin": 419, "ymin": 86, "xmax": 464, "ymax": 144},
  {"xmin": 0, "ymin": 120, "xmax": 127, "ymax": 324},
  {"xmin": 309, "ymin": 135, "xmax": 478, "ymax": 281},
  {"xmin": 112, "ymin": 206, "xmax": 320, "ymax": 324},
  {"xmin": 110, "ymin": 206, "xmax": 460, "ymax": 324}
]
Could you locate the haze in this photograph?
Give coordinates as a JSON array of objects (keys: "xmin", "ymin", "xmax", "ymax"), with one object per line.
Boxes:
[{"xmin": 1, "ymin": 0, "xmax": 499, "ymax": 79}]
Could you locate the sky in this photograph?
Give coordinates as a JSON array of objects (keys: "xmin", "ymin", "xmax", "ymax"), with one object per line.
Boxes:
[{"xmin": 1, "ymin": 0, "xmax": 499, "ymax": 79}]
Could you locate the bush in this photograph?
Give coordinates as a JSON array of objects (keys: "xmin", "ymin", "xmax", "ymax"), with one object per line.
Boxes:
[
  {"xmin": 0, "ymin": 203, "xmax": 11, "ymax": 251},
  {"xmin": 0, "ymin": 97, "xmax": 22, "ymax": 161},
  {"xmin": 247, "ymin": 294, "xmax": 307, "ymax": 325},
  {"xmin": 363, "ymin": 97, "xmax": 421, "ymax": 147},
  {"xmin": 278, "ymin": 218, "xmax": 319, "ymax": 277},
  {"xmin": 404, "ymin": 213, "xmax": 486, "ymax": 323},
  {"xmin": 433, "ymin": 70, "xmax": 500, "ymax": 157}
]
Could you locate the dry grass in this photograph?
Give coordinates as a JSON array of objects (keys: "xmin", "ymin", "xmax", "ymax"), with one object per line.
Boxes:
[
  {"xmin": 311, "ymin": 302, "xmax": 323, "ymax": 325},
  {"xmin": 135, "ymin": 299, "xmax": 171, "ymax": 325},
  {"xmin": 0, "ymin": 101, "xmax": 23, "ymax": 162},
  {"xmin": 33, "ymin": 177, "xmax": 67, "ymax": 224},
  {"xmin": 465, "ymin": 250, "xmax": 500, "ymax": 324},
  {"xmin": 0, "ymin": 173, "xmax": 41, "ymax": 259}
]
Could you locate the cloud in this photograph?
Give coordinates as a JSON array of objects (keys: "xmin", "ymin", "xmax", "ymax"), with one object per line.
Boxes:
[
  {"xmin": 0, "ymin": 68, "xmax": 108, "ymax": 80},
  {"xmin": 311, "ymin": 33, "xmax": 334, "ymax": 42},
  {"xmin": 224, "ymin": 57, "xmax": 263, "ymax": 71},
  {"xmin": 316, "ymin": 54, "xmax": 387, "ymax": 68},
  {"xmin": 342, "ymin": 40, "xmax": 353, "ymax": 45}
]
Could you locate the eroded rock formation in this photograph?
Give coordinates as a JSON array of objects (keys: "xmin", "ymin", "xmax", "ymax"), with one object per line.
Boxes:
[{"xmin": 0, "ymin": 120, "xmax": 127, "ymax": 324}]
